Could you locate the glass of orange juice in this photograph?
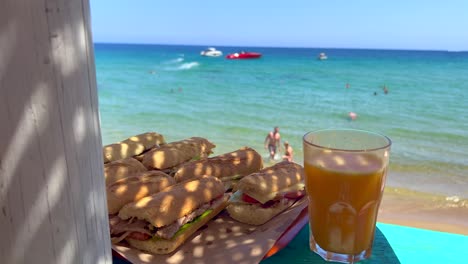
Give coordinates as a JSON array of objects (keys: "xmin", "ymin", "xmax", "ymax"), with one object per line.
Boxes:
[{"xmin": 303, "ymin": 129, "xmax": 391, "ymax": 263}]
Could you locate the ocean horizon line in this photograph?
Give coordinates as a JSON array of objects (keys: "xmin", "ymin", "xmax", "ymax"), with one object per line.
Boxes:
[{"xmin": 92, "ymin": 41, "xmax": 466, "ymax": 53}]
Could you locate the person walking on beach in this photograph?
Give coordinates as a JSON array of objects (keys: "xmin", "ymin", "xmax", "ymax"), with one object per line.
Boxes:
[
  {"xmin": 282, "ymin": 141, "xmax": 293, "ymax": 162},
  {"xmin": 265, "ymin": 126, "xmax": 281, "ymax": 160}
]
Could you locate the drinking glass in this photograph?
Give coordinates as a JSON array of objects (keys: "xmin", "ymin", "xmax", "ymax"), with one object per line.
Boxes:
[{"xmin": 303, "ymin": 129, "xmax": 391, "ymax": 263}]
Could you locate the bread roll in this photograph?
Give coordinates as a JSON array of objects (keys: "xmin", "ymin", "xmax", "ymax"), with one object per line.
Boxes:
[
  {"xmin": 174, "ymin": 147, "xmax": 263, "ymax": 183},
  {"xmin": 118, "ymin": 176, "xmax": 224, "ymax": 228},
  {"xmin": 141, "ymin": 137, "xmax": 215, "ymax": 170},
  {"xmin": 226, "ymin": 199, "xmax": 294, "ymax": 225},
  {"xmin": 103, "ymin": 132, "xmax": 165, "ymax": 163},
  {"xmin": 236, "ymin": 161, "xmax": 303, "ymax": 196},
  {"xmin": 126, "ymin": 194, "xmax": 229, "ymax": 255},
  {"xmin": 226, "ymin": 161, "xmax": 305, "ymax": 225},
  {"xmin": 104, "ymin": 157, "xmax": 147, "ymax": 186},
  {"xmin": 106, "ymin": 170, "xmax": 175, "ymax": 214}
]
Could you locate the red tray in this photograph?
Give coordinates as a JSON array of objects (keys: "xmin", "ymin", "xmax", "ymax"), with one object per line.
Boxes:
[{"xmin": 263, "ymin": 206, "xmax": 308, "ymax": 259}]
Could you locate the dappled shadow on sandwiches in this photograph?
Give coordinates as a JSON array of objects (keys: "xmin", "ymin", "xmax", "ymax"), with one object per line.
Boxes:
[
  {"xmin": 106, "ymin": 170, "xmax": 176, "ymax": 214},
  {"xmin": 113, "ymin": 176, "xmax": 228, "ymax": 254},
  {"xmin": 140, "ymin": 137, "xmax": 216, "ymax": 171},
  {"xmin": 104, "ymin": 157, "xmax": 148, "ymax": 186},
  {"xmin": 109, "ymin": 147, "xmax": 306, "ymax": 263},
  {"xmin": 237, "ymin": 161, "xmax": 303, "ymax": 197},
  {"xmin": 173, "ymin": 147, "xmax": 263, "ymax": 184},
  {"xmin": 103, "ymin": 132, "xmax": 166, "ymax": 163},
  {"xmin": 113, "ymin": 189, "xmax": 308, "ymax": 264}
]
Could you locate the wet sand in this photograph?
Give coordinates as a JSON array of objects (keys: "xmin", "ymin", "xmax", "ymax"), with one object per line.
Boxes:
[{"xmin": 378, "ymin": 187, "xmax": 468, "ymax": 235}]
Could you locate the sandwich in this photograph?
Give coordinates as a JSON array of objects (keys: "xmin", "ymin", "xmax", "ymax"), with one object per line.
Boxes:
[
  {"xmin": 106, "ymin": 170, "xmax": 176, "ymax": 214},
  {"xmin": 226, "ymin": 161, "xmax": 305, "ymax": 225},
  {"xmin": 104, "ymin": 157, "xmax": 147, "ymax": 186},
  {"xmin": 173, "ymin": 147, "xmax": 263, "ymax": 190},
  {"xmin": 141, "ymin": 137, "xmax": 216, "ymax": 170},
  {"xmin": 110, "ymin": 176, "xmax": 229, "ymax": 254},
  {"xmin": 103, "ymin": 132, "xmax": 166, "ymax": 163}
]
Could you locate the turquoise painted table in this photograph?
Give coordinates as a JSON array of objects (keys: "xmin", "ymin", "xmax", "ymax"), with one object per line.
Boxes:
[
  {"xmin": 113, "ymin": 222, "xmax": 468, "ymax": 263},
  {"xmin": 261, "ymin": 223, "xmax": 468, "ymax": 264}
]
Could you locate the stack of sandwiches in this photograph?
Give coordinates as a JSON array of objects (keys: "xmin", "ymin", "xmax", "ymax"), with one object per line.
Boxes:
[{"xmin": 103, "ymin": 132, "xmax": 305, "ymax": 255}]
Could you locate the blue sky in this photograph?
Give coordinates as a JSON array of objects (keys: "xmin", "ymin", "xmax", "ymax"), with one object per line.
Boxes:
[{"xmin": 90, "ymin": 0, "xmax": 468, "ymax": 50}]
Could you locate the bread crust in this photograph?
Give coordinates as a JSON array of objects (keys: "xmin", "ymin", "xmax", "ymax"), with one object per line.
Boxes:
[
  {"xmin": 118, "ymin": 176, "xmax": 224, "ymax": 227},
  {"xmin": 226, "ymin": 199, "xmax": 294, "ymax": 225},
  {"xmin": 103, "ymin": 132, "xmax": 166, "ymax": 163},
  {"xmin": 104, "ymin": 157, "xmax": 147, "ymax": 186},
  {"xmin": 126, "ymin": 194, "xmax": 229, "ymax": 255},
  {"xmin": 106, "ymin": 170, "xmax": 176, "ymax": 214},
  {"xmin": 236, "ymin": 161, "xmax": 304, "ymax": 196},
  {"xmin": 173, "ymin": 147, "xmax": 263, "ymax": 182},
  {"xmin": 141, "ymin": 137, "xmax": 216, "ymax": 170}
]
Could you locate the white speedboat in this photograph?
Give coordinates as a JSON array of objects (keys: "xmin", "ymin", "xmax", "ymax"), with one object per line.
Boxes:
[
  {"xmin": 200, "ymin": 47, "xmax": 223, "ymax": 57},
  {"xmin": 318, "ymin": 52, "xmax": 328, "ymax": 60}
]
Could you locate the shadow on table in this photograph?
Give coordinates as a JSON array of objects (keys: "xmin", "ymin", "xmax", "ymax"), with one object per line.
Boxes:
[{"xmin": 261, "ymin": 224, "xmax": 400, "ymax": 264}]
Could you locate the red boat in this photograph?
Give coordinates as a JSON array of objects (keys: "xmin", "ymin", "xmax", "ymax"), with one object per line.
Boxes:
[{"xmin": 226, "ymin": 51, "xmax": 262, "ymax": 59}]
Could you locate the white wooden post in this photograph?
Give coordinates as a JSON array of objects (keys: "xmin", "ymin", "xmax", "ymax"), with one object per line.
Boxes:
[{"xmin": 0, "ymin": 0, "xmax": 111, "ymax": 263}]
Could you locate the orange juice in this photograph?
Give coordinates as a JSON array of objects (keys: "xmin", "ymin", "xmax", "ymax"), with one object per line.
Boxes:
[{"xmin": 304, "ymin": 151, "xmax": 386, "ymax": 255}]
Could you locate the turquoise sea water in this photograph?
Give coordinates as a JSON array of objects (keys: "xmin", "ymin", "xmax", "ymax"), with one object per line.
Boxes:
[{"xmin": 95, "ymin": 44, "xmax": 468, "ymax": 198}]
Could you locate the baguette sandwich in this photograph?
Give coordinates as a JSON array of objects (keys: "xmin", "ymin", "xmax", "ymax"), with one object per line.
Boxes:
[
  {"xmin": 110, "ymin": 176, "xmax": 229, "ymax": 254},
  {"xmin": 226, "ymin": 161, "xmax": 305, "ymax": 225},
  {"xmin": 106, "ymin": 170, "xmax": 176, "ymax": 214},
  {"xmin": 173, "ymin": 147, "xmax": 263, "ymax": 190},
  {"xmin": 141, "ymin": 137, "xmax": 215, "ymax": 170},
  {"xmin": 103, "ymin": 132, "xmax": 166, "ymax": 163},
  {"xmin": 104, "ymin": 157, "xmax": 147, "ymax": 186}
]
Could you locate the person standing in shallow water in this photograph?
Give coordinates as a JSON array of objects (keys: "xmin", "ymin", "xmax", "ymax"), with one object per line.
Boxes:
[
  {"xmin": 282, "ymin": 141, "xmax": 293, "ymax": 162},
  {"xmin": 265, "ymin": 126, "xmax": 281, "ymax": 160}
]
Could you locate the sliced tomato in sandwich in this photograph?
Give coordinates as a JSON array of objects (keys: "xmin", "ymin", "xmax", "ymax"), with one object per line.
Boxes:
[{"xmin": 242, "ymin": 194, "xmax": 260, "ymax": 203}]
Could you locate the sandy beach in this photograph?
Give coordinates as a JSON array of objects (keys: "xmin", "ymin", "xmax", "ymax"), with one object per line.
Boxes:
[{"xmin": 378, "ymin": 187, "xmax": 468, "ymax": 235}]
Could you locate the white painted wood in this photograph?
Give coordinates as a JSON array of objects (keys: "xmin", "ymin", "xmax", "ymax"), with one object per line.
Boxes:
[{"xmin": 0, "ymin": 0, "xmax": 112, "ymax": 263}]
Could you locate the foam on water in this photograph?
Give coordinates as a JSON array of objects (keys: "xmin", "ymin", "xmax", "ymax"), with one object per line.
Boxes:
[
  {"xmin": 164, "ymin": 57, "xmax": 184, "ymax": 64},
  {"xmin": 177, "ymin": 62, "xmax": 199, "ymax": 70}
]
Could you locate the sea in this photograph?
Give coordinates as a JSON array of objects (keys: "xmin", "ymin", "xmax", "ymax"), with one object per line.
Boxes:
[{"xmin": 94, "ymin": 43, "xmax": 468, "ymax": 199}]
